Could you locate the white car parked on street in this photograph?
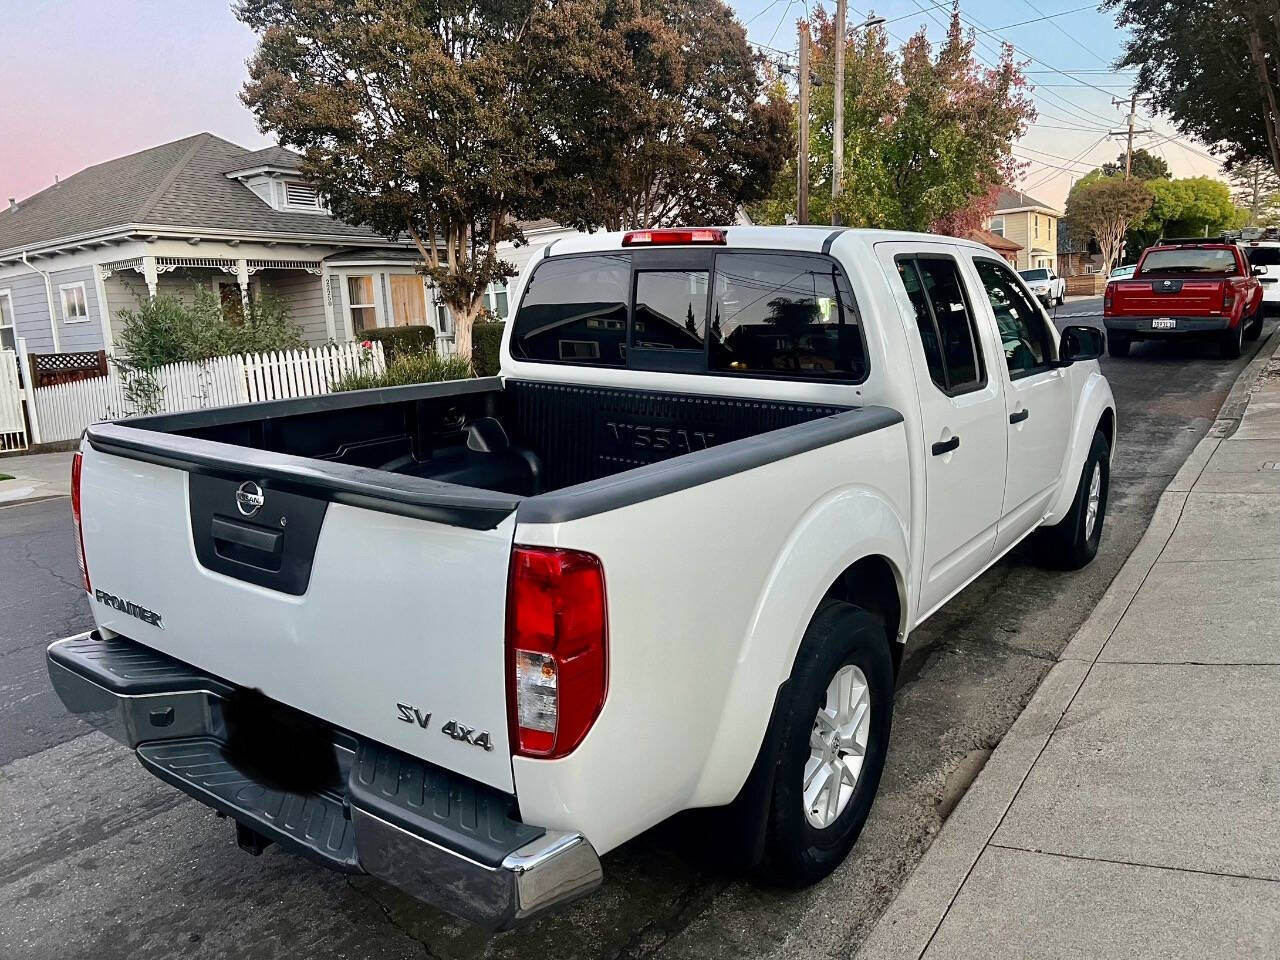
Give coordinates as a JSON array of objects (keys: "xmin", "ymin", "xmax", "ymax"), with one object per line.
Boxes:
[
  {"xmin": 1244, "ymin": 240, "xmax": 1280, "ymax": 314},
  {"xmin": 1018, "ymin": 266, "xmax": 1067, "ymax": 306},
  {"xmin": 48, "ymin": 226, "xmax": 1116, "ymax": 926}
]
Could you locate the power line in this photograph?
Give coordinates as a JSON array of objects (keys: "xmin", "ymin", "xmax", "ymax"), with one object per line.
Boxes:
[
  {"xmin": 1015, "ymin": 143, "xmax": 1105, "ymax": 168},
  {"xmin": 1014, "ymin": 0, "xmax": 1110, "ymax": 66}
]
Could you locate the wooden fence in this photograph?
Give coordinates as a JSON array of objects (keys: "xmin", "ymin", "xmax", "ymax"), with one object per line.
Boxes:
[{"xmin": 33, "ymin": 342, "xmax": 386, "ymax": 444}]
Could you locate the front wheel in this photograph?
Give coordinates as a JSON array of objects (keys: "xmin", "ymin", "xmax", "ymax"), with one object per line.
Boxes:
[
  {"xmin": 1033, "ymin": 429, "xmax": 1110, "ymax": 570},
  {"xmin": 758, "ymin": 602, "xmax": 894, "ymax": 886}
]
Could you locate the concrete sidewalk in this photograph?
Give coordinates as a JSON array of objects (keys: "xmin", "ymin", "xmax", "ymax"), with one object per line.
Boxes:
[
  {"xmin": 859, "ymin": 342, "xmax": 1280, "ymax": 960},
  {"xmin": 0, "ymin": 451, "xmax": 74, "ymax": 503}
]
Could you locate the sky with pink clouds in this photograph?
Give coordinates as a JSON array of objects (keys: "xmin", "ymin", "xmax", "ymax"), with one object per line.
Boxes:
[{"xmin": 1, "ymin": 0, "xmax": 1223, "ymax": 212}]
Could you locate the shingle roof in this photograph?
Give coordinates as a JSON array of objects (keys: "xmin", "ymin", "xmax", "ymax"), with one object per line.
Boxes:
[
  {"xmin": 995, "ymin": 186, "xmax": 1060, "ymax": 214},
  {"xmin": 220, "ymin": 145, "xmax": 303, "ymax": 173},
  {"xmin": 0, "ymin": 132, "xmax": 382, "ymax": 253},
  {"xmin": 969, "ymin": 227, "xmax": 1021, "ymax": 252}
]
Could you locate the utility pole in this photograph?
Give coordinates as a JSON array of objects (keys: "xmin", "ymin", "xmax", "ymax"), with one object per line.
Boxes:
[
  {"xmin": 1110, "ymin": 91, "xmax": 1153, "ymax": 179},
  {"xmin": 798, "ymin": 20, "xmax": 811, "ymax": 225},
  {"xmin": 830, "ymin": 9, "xmax": 884, "ymax": 224},
  {"xmin": 831, "ymin": 0, "xmax": 848, "ymax": 225}
]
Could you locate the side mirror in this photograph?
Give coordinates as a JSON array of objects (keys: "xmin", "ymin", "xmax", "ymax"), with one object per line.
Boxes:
[
  {"xmin": 1058, "ymin": 324, "xmax": 1104, "ymax": 364},
  {"xmin": 1253, "ymin": 264, "xmax": 1269, "ymax": 277}
]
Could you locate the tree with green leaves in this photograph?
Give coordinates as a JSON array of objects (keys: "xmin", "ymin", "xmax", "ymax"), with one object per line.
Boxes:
[
  {"xmin": 553, "ymin": 0, "xmax": 791, "ymax": 231},
  {"xmin": 1104, "ymin": 0, "xmax": 1280, "ymax": 177},
  {"xmin": 751, "ymin": 8, "xmax": 1033, "ymax": 232},
  {"xmin": 1228, "ymin": 159, "xmax": 1280, "ymax": 225},
  {"xmin": 1100, "ymin": 148, "xmax": 1170, "ymax": 181},
  {"xmin": 1065, "ymin": 176, "xmax": 1154, "ymax": 276},
  {"xmin": 237, "ymin": 0, "xmax": 788, "ymax": 362}
]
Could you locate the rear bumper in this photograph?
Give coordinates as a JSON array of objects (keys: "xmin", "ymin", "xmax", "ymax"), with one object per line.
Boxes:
[
  {"xmin": 1103, "ymin": 316, "xmax": 1233, "ymax": 338},
  {"xmin": 47, "ymin": 631, "xmax": 601, "ymax": 927}
]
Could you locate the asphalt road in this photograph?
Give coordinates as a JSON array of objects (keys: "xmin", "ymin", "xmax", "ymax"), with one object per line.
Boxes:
[{"xmin": 2, "ymin": 303, "xmax": 1274, "ymax": 960}]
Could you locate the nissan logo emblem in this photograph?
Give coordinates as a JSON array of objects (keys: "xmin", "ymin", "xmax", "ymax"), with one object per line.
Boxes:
[{"xmin": 235, "ymin": 481, "xmax": 265, "ymax": 517}]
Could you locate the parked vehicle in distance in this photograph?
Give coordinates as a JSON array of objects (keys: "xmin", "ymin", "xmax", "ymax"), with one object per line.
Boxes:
[
  {"xmin": 1018, "ymin": 267, "xmax": 1066, "ymax": 306},
  {"xmin": 1103, "ymin": 237, "xmax": 1265, "ymax": 358},
  {"xmin": 1108, "ymin": 264, "xmax": 1137, "ymax": 282},
  {"xmin": 48, "ymin": 226, "xmax": 1116, "ymax": 927},
  {"xmin": 1243, "ymin": 240, "xmax": 1280, "ymax": 315}
]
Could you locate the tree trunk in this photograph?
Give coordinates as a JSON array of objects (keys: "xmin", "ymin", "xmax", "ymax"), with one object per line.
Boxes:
[
  {"xmin": 451, "ymin": 299, "xmax": 483, "ymax": 368},
  {"xmin": 1247, "ymin": 24, "xmax": 1280, "ymax": 180}
]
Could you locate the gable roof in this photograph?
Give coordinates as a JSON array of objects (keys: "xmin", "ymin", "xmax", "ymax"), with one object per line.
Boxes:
[
  {"xmin": 994, "ymin": 186, "xmax": 1060, "ymax": 215},
  {"xmin": 969, "ymin": 227, "xmax": 1021, "ymax": 253},
  {"xmin": 0, "ymin": 132, "xmax": 381, "ymax": 254}
]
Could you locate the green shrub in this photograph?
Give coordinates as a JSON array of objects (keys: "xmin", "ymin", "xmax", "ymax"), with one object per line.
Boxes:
[
  {"xmin": 359, "ymin": 325, "xmax": 436, "ymax": 361},
  {"xmin": 115, "ymin": 285, "xmax": 304, "ymax": 368},
  {"xmin": 331, "ymin": 351, "xmax": 473, "ymax": 392},
  {"xmin": 471, "ymin": 321, "xmax": 505, "ymax": 377}
]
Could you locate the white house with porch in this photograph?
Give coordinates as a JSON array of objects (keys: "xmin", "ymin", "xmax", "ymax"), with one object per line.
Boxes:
[{"xmin": 0, "ymin": 132, "xmax": 574, "ymax": 362}]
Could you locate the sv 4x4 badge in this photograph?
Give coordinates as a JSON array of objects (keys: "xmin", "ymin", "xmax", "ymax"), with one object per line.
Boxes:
[{"xmin": 396, "ymin": 702, "xmax": 493, "ymax": 751}]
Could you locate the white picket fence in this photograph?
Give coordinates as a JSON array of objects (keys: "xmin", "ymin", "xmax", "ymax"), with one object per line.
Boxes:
[{"xmin": 33, "ymin": 341, "xmax": 386, "ymax": 444}]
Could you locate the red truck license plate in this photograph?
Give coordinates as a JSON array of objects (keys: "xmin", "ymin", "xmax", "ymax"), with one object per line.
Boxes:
[{"xmin": 1152, "ymin": 318, "xmax": 1176, "ymax": 329}]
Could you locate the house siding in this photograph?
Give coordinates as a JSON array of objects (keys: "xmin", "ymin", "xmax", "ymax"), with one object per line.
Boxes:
[
  {"xmin": 2, "ymin": 271, "xmax": 57, "ymax": 355},
  {"xmin": 263, "ymin": 270, "xmax": 329, "ymax": 344},
  {"xmin": 49, "ymin": 265, "xmax": 105, "ymax": 351}
]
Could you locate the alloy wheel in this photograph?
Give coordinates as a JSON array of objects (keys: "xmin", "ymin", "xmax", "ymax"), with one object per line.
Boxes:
[{"xmin": 803, "ymin": 664, "xmax": 872, "ymax": 829}]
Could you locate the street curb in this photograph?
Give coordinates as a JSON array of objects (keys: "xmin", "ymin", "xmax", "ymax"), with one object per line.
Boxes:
[{"xmin": 854, "ymin": 329, "xmax": 1280, "ymax": 960}]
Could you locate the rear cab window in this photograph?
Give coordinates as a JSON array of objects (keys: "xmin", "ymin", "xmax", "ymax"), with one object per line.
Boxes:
[
  {"xmin": 1138, "ymin": 247, "xmax": 1241, "ymax": 275},
  {"xmin": 509, "ymin": 249, "xmax": 869, "ymax": 382},
  {"xmin": 893, "ymin": 254, "xmax": 985, "ymax": 395},
  {"xmin": 1245, "ymin": 245, "xmax": 1280, "ymax": 267}
]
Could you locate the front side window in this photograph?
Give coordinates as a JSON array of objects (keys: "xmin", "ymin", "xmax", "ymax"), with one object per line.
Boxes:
[
  {"xmin": 710, "ymin": 253, "xmax": 866, "ymax": 380},
  {"xmin": 973, "ymin": 258, "xmax": 1054, "ymax": 375},
  {"xmin": 509, "ymin": 255, "xmax": 629, "ymax": 366},
  {"xmin": 60, "ymin": 282, "xmax": 89, "ymax": 322},
  {"xmin": 347, "ymin": 275, "xmax": 376, "ymax": 332}
]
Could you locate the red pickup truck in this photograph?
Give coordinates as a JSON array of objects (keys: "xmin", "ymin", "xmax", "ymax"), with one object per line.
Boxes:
[{"xmin": 1103, "ymin": 239, "xmax": 1265, "ymax": 358}]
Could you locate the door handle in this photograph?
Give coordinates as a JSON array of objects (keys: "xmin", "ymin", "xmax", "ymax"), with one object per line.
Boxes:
[
  {"xmin": 931, "ymin": 436, "xmax": 961, "ymax": 456},
  {"xmin": 1009, "ymin": 409, "xmax": 1030, "ymax": 424}
]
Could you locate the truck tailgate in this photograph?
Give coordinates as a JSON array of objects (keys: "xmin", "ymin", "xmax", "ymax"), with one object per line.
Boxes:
[
  {"xmin": 78, "ymin": 444, "xmax": 518, "ymax": 792},
  {"xmin": 1112, "ymin": 278, "xmax": 1224, "ymax": 315}
]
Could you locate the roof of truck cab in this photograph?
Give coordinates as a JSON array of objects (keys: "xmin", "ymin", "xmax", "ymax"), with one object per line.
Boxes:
[{"xmin": 544, "ymin": 226, "xmax": 992, "ymax": 258}]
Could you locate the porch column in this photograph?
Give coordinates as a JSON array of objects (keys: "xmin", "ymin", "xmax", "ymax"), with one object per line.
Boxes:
[
  {"xmin": 92, "ymin": 264, "xmax": 113, "ymax": 353},
  {"xmin": 236, "ymin": 259, "xmax": 251, "ymax": 311},
  {"xmin": 141, "ymin": 255, "xmax": 159, "ymax": 299}
]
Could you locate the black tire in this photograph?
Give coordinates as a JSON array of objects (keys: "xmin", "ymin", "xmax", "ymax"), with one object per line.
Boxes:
[
  {"xmin": 1220, "ymin": 323, "xmax": 1244, "ymax": 358},
  {"xmin": 758, "ymin": 601, "xmax": 894, "ymax": 887},
  {"xmin": 1107, "ymin": 334, "xmax": 1130, "ymax": 357},
  {"xmin": 1245, "ymin": 307, "xmax": 1264, "ymax": 341},
  {"xmin": 1033, "ymin": 429, "xmax": 1110, "ymax": 570}
]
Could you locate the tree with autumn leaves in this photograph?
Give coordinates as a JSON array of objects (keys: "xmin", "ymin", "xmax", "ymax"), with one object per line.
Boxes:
[
  {"xmin": 752, "ymin": 8, "xmax": 1034, "ymax": 234},
  {"xmin": 236, "ymin": 0, "xmax": 788, "ymax": 362}
]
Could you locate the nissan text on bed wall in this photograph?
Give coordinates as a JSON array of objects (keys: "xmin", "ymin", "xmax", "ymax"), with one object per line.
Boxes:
[{"xmin": 48, "ymin": 226, "xmax": 1115, "ymax": 925}]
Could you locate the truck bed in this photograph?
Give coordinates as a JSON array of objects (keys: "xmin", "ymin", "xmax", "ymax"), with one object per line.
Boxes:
[{"xmin": 87, "ymin": 376, "xmax": 895, "ymax": 530}]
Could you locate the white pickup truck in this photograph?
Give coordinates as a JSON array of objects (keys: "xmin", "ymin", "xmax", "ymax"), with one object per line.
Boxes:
[{"xmin": 49, "ymin": 226, "xmax": 1115, "ymax": 927}]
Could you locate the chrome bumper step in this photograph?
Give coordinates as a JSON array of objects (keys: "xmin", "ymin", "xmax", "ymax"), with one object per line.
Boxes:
[{"xmin": 47, "ymin": 631, "xmax": 602, "ymax": 927}]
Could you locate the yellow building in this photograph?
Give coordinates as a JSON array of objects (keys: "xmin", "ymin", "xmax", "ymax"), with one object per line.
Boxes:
[{"xmin": 986, "ymin": 187, "xmax": 1062, "ymax": 272}]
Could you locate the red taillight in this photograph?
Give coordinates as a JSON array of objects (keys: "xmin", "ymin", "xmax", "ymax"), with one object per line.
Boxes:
[
  {"xmin": 71, "ymin": 452, "xmax": 90, "ymax": 593},
  {"xmin": 1103, "ymin": 285, "xmax": 1113, "ymax": 315},
  {"xmin": 621, "ymin": 228, "xmax": 726, "ymax": 247},
  {"xmin": 1224, "ymin": 286, "xmax": 1236, "ymax": 311},
  {"xmin": 506, "ymin": 546, "xmax": 607, "ymax": 759}
]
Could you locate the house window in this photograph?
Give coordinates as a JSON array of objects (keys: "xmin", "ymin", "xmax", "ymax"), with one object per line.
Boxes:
[
  {"xmin": 60, "ymin": 282, "xmax": 90, "ymax": 323},
  {"xmin": 989, "ymin": 216, "xmax": 1005, "ymax": 237},
  {"xmin": 347, "ymin": 275, "xmax": 377, "ymax": 332},
  {"xmin": 484, "ymin": 280, "xmax": 510, "ymax": 319},
  {"xmin": 284, "ymin": 181, "xmax": 323, "ymax": 211},
  {"xmin": 1034, "ymin": 215, "xmax": 1039, "ymax": 239},
  {"xmin": 0, "ymin": 290, "xmax": 15, "ymax": 352}
]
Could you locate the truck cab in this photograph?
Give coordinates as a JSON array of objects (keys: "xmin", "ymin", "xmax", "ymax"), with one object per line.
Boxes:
[{"xmin": 48, "ymin": 226, "xmax": 1115, "ymax": 925}]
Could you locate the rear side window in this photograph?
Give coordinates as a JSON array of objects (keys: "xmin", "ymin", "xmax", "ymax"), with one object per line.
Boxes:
[
  {"xmin": 895, "ymin": 255, "xmax": 984, "ymax": 394},
  {"xmin": 1139, "ymin": 248, "xmax": 1240, "ymax": 275},
  {"xmin": 509, "ymin": 255, "xmax": 629, "ymax": 365},
  {"xmin": 709, "ymin": 253, "xmax": 867, "ymax": 380}
]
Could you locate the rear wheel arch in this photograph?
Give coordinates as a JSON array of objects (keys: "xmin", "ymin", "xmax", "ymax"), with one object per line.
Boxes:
[{"xmin": 820, "ymin": 554, "xmax": 906, "ymax": 677}]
